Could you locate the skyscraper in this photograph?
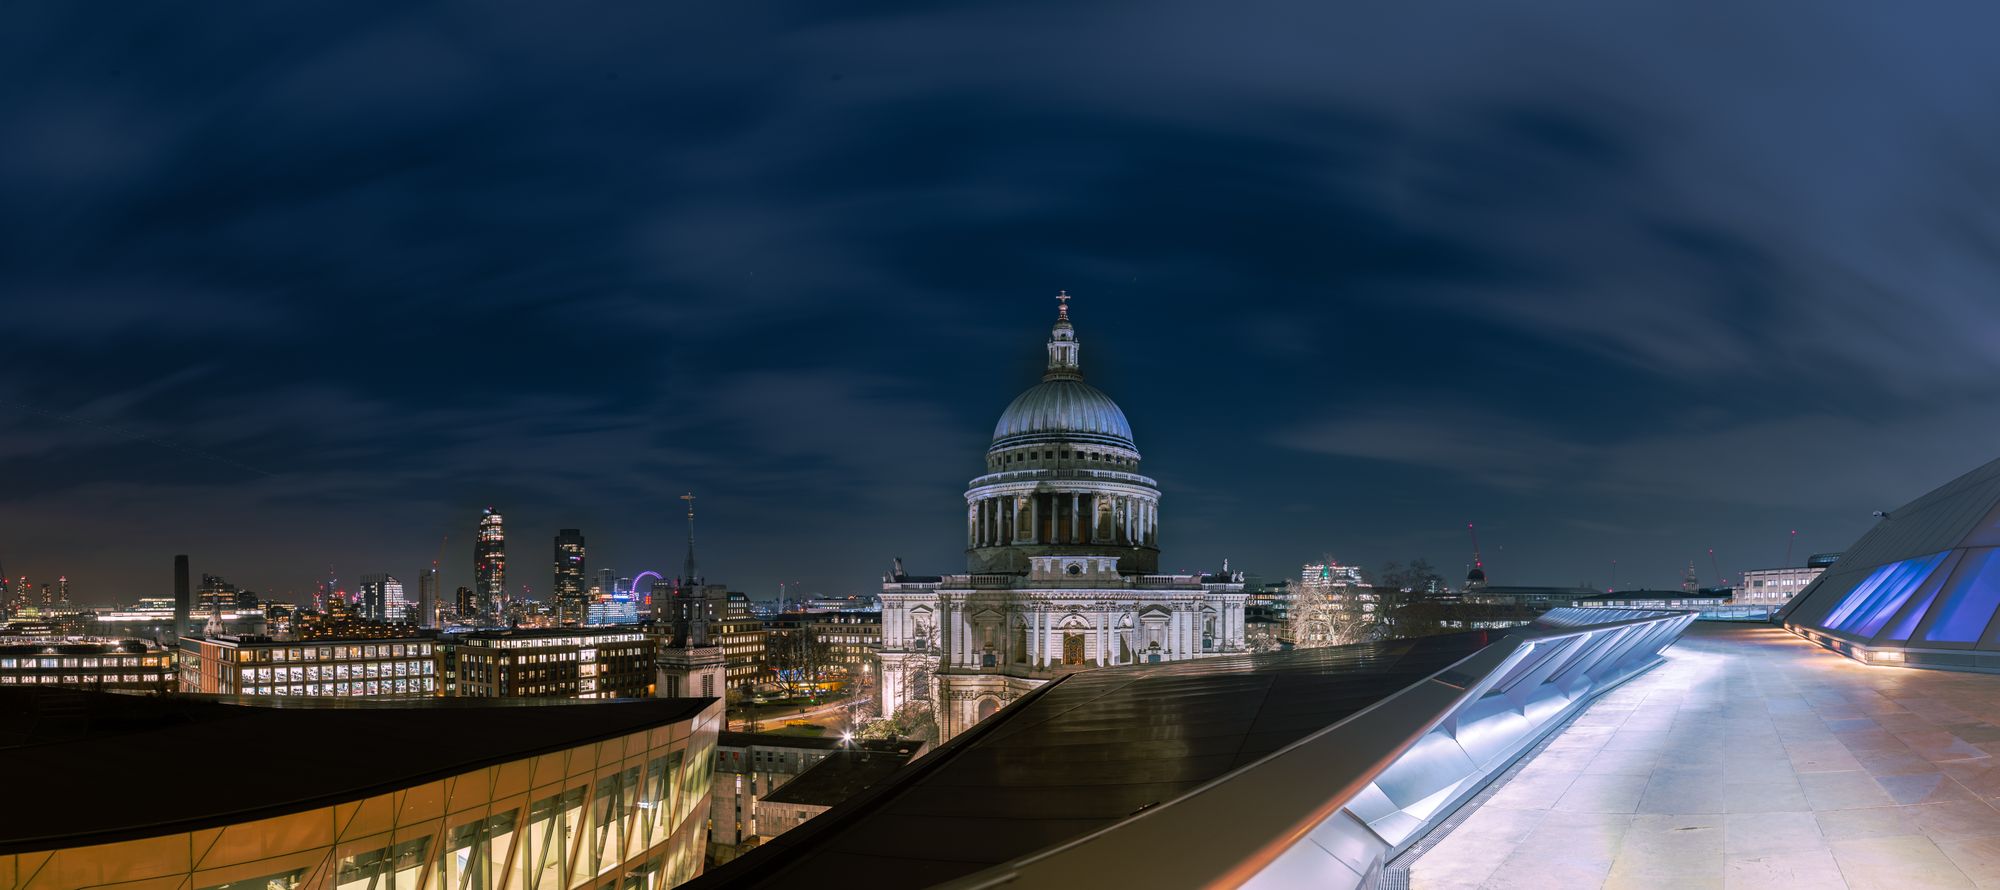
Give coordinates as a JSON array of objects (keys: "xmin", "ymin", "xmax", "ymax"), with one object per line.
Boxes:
[
  {"xmin": 173, "ymin": 555, "xmax": 190, "ymax": 640},
  {"xmin": 554, "ymin": 528, "xmax": 587, "ymax": 626},
  {"xmin": 475, "ymin": 508, "xmax": 506, "ymax": 620},
  {"xmin": 418, "ymin": 563, "xmax": 441, "ymax": 627},
  {"xmin": 358, "ymin": 574, "xmax": 406, "ymax": 622}
]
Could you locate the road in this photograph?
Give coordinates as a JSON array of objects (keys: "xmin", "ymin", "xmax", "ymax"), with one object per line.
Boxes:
[{"xmin": 730, "ymin": 693, "xmax": 873, "ymax": 732}]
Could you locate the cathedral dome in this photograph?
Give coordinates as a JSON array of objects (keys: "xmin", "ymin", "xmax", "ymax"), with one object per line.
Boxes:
[{"xmin": 991, "ymin": 379, "xmax": 1136, "ymax": 452}]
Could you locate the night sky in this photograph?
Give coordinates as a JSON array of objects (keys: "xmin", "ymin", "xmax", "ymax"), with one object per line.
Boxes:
[{"xmin": 7, "ymin": 2, "xmax": 2000, "ymax": 605}]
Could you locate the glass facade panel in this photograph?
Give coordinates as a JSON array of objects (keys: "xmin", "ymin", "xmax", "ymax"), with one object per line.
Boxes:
[
  {"xmin": 197, "ymin": 868, "xmax": 308, "ymax": 890},
  {"xmin": 7, "ymin": 724, "xmax": 712, "ymax": 890},
  {"xmin": 1823, "ymin": 552, "xmax": 1949, "ymax": 636},
  {"xmin": 334, "ymin": 836, "xmax": 428, "ymax": 890},
  {"xmin": 618, "ymin": 765, "xmax": 644, "ymax": 861},
  {"xmin": 591, "ymin": 771, "xmax": 626, "ymax": 877},
  {"xmin": 1926, "ymin": 548, "xmax": 2000, "ymax": 643},
  {"xmin": 520, "ymin": 787, "xmax": 586, "ymax": 890},
  {"xmin": 435, "ymin": 810, "xmax": 518, "ymax": 890}
]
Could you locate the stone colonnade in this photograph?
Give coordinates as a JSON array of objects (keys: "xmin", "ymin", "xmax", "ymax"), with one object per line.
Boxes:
[{"xmin": 968, "ymin": 492, "xmax": 1157, "ymax": 549}]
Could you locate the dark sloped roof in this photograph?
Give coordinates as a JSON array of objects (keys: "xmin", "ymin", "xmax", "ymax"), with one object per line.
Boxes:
[
  {"xmin": 692, "ymin": 631, "xmax": 1496, "ymax": 889},
  {"xmin": 760, "ymin": 745, "xmax": 923, "ymax": 807},
  {"xmin": 0, "ymin": 687, "xmax": 714, "ymax": 854}
]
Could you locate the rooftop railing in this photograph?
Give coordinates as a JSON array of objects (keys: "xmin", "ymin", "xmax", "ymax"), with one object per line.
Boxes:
[{"xmin": 940, "ymin": 607, "xmax": 1696, "ymax": 889}]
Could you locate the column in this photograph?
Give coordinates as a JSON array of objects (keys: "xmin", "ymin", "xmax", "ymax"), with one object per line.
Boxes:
[
  {"xmin": 1070, "ymin": 493, "xmax": 1080, "ymax": 543},
  {"xmin": 1029, "ymin": 495, "xmax": 1040, "ymax": 544},
  {"xmin": 1048, "ymin": 610, "xmax": 1058, "ymax": 666},
  {"xmin": 1032, "ymin": 606, "xmax": 1044, "ymax": 668},
  {"xmin": 956, "ymin": 606, "xmax": 971, "ymax": 667}
]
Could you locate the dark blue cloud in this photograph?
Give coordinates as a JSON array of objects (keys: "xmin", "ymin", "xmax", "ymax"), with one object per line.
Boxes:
[{"xmin": 5, "ymin": 0, "xmax": 2000, "ymax": 601}]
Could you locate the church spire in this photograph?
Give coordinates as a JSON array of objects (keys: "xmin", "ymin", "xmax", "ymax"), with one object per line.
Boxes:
[
  {"xmin": 1044, "ymin": 291, "xmax": 1082, "ymax": 381},
  {"xmin": 680, "ymin": 492, "xmax": 698, "ymax": 585}
]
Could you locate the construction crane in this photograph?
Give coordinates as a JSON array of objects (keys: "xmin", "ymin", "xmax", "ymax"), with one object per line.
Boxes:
[
  {"xmin": 1710, "ymin": 548, "xmax": 1725, "ymax": 587},
  {"xmin": 1785, "ymin": 529, "xmax": 1798, "ymax": 566}
]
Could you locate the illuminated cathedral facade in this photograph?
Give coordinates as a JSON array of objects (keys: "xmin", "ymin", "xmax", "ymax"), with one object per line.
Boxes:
[{"xmin": 877, "ymin": 295, "xmax": 1247, "ymax": 741}]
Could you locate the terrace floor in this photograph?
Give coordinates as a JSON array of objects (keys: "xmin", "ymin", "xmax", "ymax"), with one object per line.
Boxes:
[{"xmin": 1408, "ymin": 622, "xmax": 2000, "ymax": 889}]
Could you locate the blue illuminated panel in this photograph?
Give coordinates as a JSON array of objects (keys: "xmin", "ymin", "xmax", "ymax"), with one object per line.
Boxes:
[
  {"xmin": 1926, "ymin": 548, "xmax": 2000, "ymax": 643},
  {"xmin": 1884, "ymin": 584, "xmax": 1942, "ymax": 642},
  {"xmin": 1822, "ymin": 552, "xmax": 1948, "ymax": 637}
]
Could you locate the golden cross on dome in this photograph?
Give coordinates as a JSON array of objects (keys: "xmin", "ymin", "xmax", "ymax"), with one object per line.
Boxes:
[
  {"xmin": 680, "ymin": 491, "xmax": 695, "ymax": 519},
  {"xmin": 1056, "ymin": 290, "xmax": 1071, "ymax": 320}
]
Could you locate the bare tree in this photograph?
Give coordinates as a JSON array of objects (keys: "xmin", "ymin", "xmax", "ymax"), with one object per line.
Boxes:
[
  {"xmin": 1285, "ymin": 579, "xmax": 1371, "ymax": 648},
  {"xmin": 766, "ymin": 626, "xmax": 835, "ymax": 698}
]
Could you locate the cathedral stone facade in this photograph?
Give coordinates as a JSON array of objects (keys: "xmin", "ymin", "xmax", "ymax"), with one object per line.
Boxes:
[{"xmin": 878, "ymin": 297, "xmax": 1247, "ymax": 741}]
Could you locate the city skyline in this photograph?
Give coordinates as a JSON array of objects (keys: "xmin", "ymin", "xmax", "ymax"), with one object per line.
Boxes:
[{"xmin": 8, "ymin": 3, "xmax": 2000, "ymax": 603}]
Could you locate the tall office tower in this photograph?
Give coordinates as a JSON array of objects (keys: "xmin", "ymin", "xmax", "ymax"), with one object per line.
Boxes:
[
  {"xmin": 383, "ymin": 575, "xmax": 407, "ymax": 622},
  {"xmin": 40, "ymin": 584, "xmax": 53, "ymax": 608},
  {"xmin": 57, "ymin": 576, "xmax": 69, "ymax": 605},
  {"xmin": 474, "ymin": 508, "xmax": 506, "ymax": 619},
  {"xmin": 418, "ymin": 564, "xmax": 440, "ymax": 627},
  {"xmin": 553, "ymin": 529, "xmax": 587, "ymax": 626},
  {"xmin": 174, "ymin": 555, "xmax": 191, "ymax": 639},
  {"xmin": 454, "ymin": 586, "xmax": 476, "ymax": 619},
  {"xmin": 358, "ymin": 574, "xmax": 405, "ymax": 622},
  {"xmin": 0, "ymin": 565, "xmax": 10, "ymax": 617},
  {"xmin": 597, "ymin": 568, "xmax": 615, "ymax": 601}
]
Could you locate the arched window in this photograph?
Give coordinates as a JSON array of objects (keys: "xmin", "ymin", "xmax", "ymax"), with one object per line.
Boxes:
[
  {"xmin": 976, "ymin": 697, "xmax": 1000, "ymax": 721},
  {"xmin": 1063, "ymin": 632, "xmax": 1086, "ymax": 665}
]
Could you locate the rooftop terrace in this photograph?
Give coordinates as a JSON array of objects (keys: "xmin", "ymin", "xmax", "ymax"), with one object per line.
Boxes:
[{"xmin": 1407, "ymin": 622, "xmax": 2000, "ymax": 889}]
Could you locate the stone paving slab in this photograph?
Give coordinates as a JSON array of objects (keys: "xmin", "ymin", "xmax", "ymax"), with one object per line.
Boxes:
[{"xmin": 1409, "ymin": 622, "xmax": 2000, "ymax": 889}]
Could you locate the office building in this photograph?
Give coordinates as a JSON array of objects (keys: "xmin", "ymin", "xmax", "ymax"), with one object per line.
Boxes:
[
  {"xmin": 807, "ymin": 611, "xmax": 880, "ymax": 679},
  {"xmin": 180, "ymin": 634, "xmax": 438, "ymax": 698},
  {"xmin": 716, "ymin": 593, "xmax": 768, "ymax": 694},
  {"xmin": 709, "ymin": 732, "xmax": 843, "ymax": 863},
  {"xmin": 357, "ymin": 573, "xmax": 407, "ymax": 622},
  {"xmin": 554, "ymin": 528, "xmax": 587, "ymax": 626},
  {"xmin": 878, "ymin": 297, "xmax": 1247, "ymax": 741},
  {"xmin": 0, "ymin": 688, "xmax": 719, "ymax": 889},
  {"xmin": 1736, "ymin": 563, "xmax": 1825, "ymax": 605},
  {"xmin": 450, "ymin": 627, "xmax": 654, "ymax": 699},
  {"xmin": 0, "ymin": 639, "xmax": 174, "ymax": 691},
  {"xmin": 587, "ymin": 590, "xmax": 643, "ymax": 625},
  {"xmin": 475, "ymin": 507, "xmax": 506, "ymax": 619},
  {"xmin": 1301, "ymin": 561, "xmax": 1366, "ymax": 590}
]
